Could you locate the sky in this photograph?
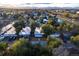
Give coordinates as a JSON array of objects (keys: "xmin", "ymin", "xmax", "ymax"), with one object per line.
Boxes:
[{"xmin": 0, "ymin": 0, "xmax": 79, "ymax": 7}]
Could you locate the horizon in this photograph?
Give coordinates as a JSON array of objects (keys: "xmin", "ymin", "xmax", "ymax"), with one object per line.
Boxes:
[{"xmin": 0, "ymin": 0, "xmax": 79, "ymax": 8}]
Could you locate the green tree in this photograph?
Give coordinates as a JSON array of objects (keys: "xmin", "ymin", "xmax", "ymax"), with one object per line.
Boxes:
[
  {"xmin": 47, "ymin": 19, "xmax": 53, "ymax": 25},
  {"xmin": 27, "ymin": 44, "xmax": 52, "ymax": 56},
  {"xmin": 0, "ymin": 42, "xmax": 8, "ymax": 55},
  {"xmin": 30, "ymin": 20, "xmax": 36, "ymax": 37},
  {"xmin": 41, "ymin": 24, "xmax": 54, "ymax": 37},
  {"xmin": 47, "ymin": 37, "xmax": 61, "ymax": 48},
  {"xmin": 3, "ymin": 39, "xmax": 53, "ymax": 56},
  {"xmin": 0, "ymin": 42, "xmax": 8, "ymax": 51},
  {"xmin": 13, "ymin": 20, "xmax": 25, "ymax": 36},
  {"xmin": 70, "ymin": 35, "xmax": 79, "ymax": 47},
  {"xmin": 6, "ymin": 38, "xmax": 29, "ymax": 56}
]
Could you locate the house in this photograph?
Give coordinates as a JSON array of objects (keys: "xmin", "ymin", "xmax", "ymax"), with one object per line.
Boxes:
[
  {"xmin": 1, "ymin": 22, "xmax": 16, "ymax": 34},
  {"xmin": 19, "ymin": 26, "xmax": 31, "ymax": 36},
  {"xmin": 43, "ymin": 18, "xmax": 48, "ymax": 23},
  {"xmin": 34, "ymin": 27, "xmax": 44, "ymax": 38}
]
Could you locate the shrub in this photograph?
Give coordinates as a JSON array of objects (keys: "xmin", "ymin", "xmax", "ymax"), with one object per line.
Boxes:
[
  {"xmin": 47, "ymin": 37, "xmax": 61, "ymax": 48},
  {"xmin": 0, "ymin": 42, "xmax": 8, "ymax": 51},
  {"xmin": 70, "ymin": 35, "xmax": 79, "ymax": 47}
]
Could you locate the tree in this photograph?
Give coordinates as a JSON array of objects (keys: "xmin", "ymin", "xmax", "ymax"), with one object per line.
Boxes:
[
  {"xmin": 3, "ymin": 38, "xmax": 53, "ymax": 56},
  {"xmin": 0, "ymin": 42, "xmax": 8, "ymax": 51},
  {"xmin": 0, "ymin": 42, "xmax": 8, "ymax": 55},
  {"xmin": 47, "ymin": 19, "xmax": 53, "ymax": 25},
  {"xmin": 70, "ymin": 35, "xmax": 79, "ymax": 47},
  {"xmin": 30, "ymin": 20, "xmax": 36, "ymax": 37},
  {"xmin": 41, "ymin": 24, "xmax": 54, "ymax": 37},
  {"xmin": 5, "ymin": 38, "xmax": 29, "ymax": 56},
  {"xmin": 26, "ymin": 44, "xmax": 52, "ymax": 56},
  {"xmin": 47, "ymin": 37, "xmax": 61, "ymax": 48},
  {"xmin": 13, "ymin": 20, "xmax": 25, "ymax": 36}
]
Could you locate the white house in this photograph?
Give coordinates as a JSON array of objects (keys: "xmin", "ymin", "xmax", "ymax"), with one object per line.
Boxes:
[
  {"xmin": 19, "ymin": 26, "xmax": 31, "ymax": 35},
  {"xmin": 43, "ymin": 19, "xmax": 48, "ymax": 23},
  {"xmin": 1, "ymin": 22, "xmax": 16, "ymax": 34}
]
